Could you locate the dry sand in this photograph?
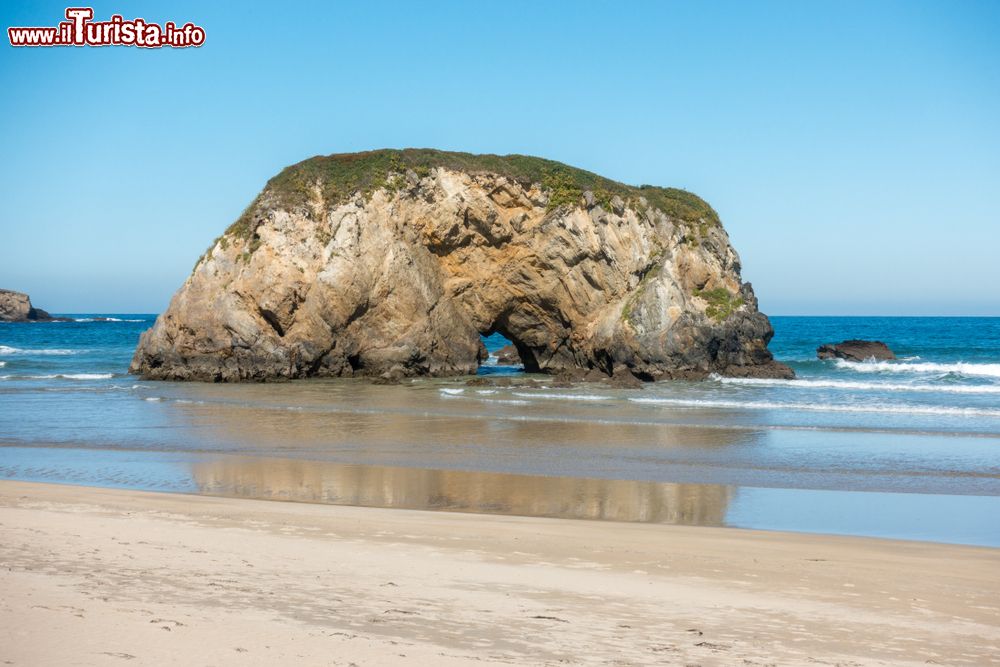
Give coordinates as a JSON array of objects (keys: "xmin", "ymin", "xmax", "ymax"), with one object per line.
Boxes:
[{"xmin": 1, "ymin": 480, "xmax": 998, "ymax": 666}]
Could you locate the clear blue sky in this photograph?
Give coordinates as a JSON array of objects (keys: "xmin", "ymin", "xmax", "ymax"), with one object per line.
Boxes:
[{"xmin": 1, "ymin": 1, "xmax": 998, "ymax": 315}]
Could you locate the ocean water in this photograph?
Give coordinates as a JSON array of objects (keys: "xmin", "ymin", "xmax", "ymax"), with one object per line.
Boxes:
[{"xmin": 2, "ymin": 315, "xmax": 999, "ymax": 546}]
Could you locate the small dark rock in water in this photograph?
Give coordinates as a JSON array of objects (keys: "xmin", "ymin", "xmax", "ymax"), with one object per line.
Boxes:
[
  {"xmin": 584, "ymin": 369, "xmax": 609, "ymax": 382},
  {"xmin": 817, "ymin": 340, "xmax": 896, "ymax": 362},
  {"xmin": 553, "ymin": 368, "xmax": 608, "ymax": 383},
  {"xmin": 0, "ymin": 289, "xmax": 68, "ymax": 322},
  {"xmin": 371, "ymin": 368, "xmax": 407, "ymax": 384},
  {"xmin": 494, "ymin": 344, "xmax": 520, "ymax": 365},
  {"xmin": 607, "ymin": 371, "xmax": 644, "ymax": 389},
  {"xmin": 722, "ymin": 361, "xmax": 797, "ymax": 379}
]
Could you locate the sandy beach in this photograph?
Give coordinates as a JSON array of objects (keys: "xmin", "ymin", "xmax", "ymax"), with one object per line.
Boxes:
[
  {"xmin": 5, "ymin": 1, "xmax": 1000, "ymax": 665},
  {"xmin": 0, "ymin": 481, "xmax": 997, "ymax": 666}
]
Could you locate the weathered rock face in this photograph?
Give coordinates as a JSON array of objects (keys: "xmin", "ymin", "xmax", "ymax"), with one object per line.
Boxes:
[
  {"xmin": 817, "ymin": 340, "xmax": 895, "ymax": 362},
  {"xmin": 131, "ymin": 150, "xmax": 791, "ymax": 381},
  {"xmin": 0, "ymin": 289, "xmax": 61, "ymax": 322}
]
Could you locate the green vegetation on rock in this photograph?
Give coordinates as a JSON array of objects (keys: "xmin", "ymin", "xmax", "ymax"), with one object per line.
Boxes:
[
  {"xmin": 693, "ymin": 287, "xmax": 744, "ymax": 321},
  {"xmin": 541, "ymin": 170, "xmax": 582, "ymax": 211},
  {"xmin": 224, "ymin": 149, "xmax": 721, "ymax": 242},
  {"xmin": 621, "ymin": 248, "xmax": 667, "ymax": 325}
]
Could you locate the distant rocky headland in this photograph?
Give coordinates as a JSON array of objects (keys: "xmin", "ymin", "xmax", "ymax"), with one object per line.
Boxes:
[
  {"xmin": 0, "ymin": 289, "xmax": 65, "ymax": 322},
  {"xmin": 130, "ymin": 149, "xmax": 793, "ymax": 382}
]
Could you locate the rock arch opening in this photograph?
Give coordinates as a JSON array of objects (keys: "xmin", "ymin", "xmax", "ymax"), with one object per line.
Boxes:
[{"xmin": 477, "ymin": 329, "xmax": 536, "ymax": 375}]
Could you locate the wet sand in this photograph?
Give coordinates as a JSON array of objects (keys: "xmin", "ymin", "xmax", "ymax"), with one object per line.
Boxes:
[{"xmin": 1, "ymin": 481, "xmax": 999, "ymax": 666}]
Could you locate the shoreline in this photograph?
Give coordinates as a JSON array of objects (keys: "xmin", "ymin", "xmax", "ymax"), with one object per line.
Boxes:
[
  {"xmin": 4, "ymin": 444, "xmax": 1000, "ymax": 547},
  {"xmin": 2, "ymin": 480, "xmax": 998, "ymax": 666}
]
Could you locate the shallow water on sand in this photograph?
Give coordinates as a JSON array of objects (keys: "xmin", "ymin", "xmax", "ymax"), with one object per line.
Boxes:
[
  {"xmin": 4, "ymin": 447, "xmax": 999, "ymax": 546},
  {"xmin": 1, "ymin": 316, "xmax": 999, "ymax": 545}
]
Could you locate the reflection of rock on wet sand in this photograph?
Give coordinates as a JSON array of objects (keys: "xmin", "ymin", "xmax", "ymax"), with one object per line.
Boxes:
[
  {"xmin": 191, "ymin": 458, "xmax": 732, "ymax": 526},
  {"xmin": 160, "ymin": 382, "xmax": 760, "ymax": 485}
]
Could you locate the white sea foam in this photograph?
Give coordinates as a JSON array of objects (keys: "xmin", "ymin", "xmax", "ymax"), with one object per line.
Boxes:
[
  {"xmin": 143, "ymin": 396, "xmax": 164, "ymax": 402},
  {"xmin": 628, "ymin": 396, "xmax": 1000, "ymax": 417},
  {"xmin": 0, "ymin": 361, "xmax": 5, "ymax": 367},
  {"xmin": 712, "ymin": 375, "xmax": 1000, "ymax": 394},
  {"xmin": 1, "ymin": 373, "xmax": 114, "ymax": 380},
  {"xmin": 511, "ymin": 391, "xmax": 612, "ymax": 401},
  {"xmin": 73, "ymin": 317, "xmax": 145, "ymax": 322},
  {"xmin": 439, "ymin": 388, "xmax": 465, "ymax": 395},
  {"xmin": 0, "ymin": 345, "xmax": 83, "ymax": 356},
  {"xmin": 476, "ymin": 389, "xmax": 497, "ymax": 395},
  {"xmin": 833, "ymin": 359, "xmax": 1000, "ymax": 378},
  {"xmin": 479, "ymin": 398, "xmax": 531, "ymax": 406}
]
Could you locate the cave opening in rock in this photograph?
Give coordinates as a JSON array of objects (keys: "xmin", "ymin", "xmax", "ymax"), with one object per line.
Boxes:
[{"xmin": 477, "ymin": 331, "xmax": 529, "ymax": 376}]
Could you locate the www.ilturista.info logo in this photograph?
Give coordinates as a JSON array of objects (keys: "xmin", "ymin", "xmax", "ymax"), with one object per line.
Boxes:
[{"xmin": 8, "ymin": 7, "xmax": 205, "ymax": 48}]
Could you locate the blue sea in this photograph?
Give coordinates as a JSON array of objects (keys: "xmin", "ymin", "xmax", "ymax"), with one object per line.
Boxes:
[{"xmin": 2, "ymin": 315, "xmax": 999, "ymax": 546}]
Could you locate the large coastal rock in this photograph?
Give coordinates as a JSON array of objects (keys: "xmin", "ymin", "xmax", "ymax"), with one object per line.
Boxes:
[
  {"xmin": 131, "ymin": 150, "xmax": 792, "ymax": 381},
  {"xmin": 817, "ymin": 340, "xmax": 895, "ymax": 362},
  {"xmin": 0, "ymin": 289, "xmax": 62, "ymax": 322}
]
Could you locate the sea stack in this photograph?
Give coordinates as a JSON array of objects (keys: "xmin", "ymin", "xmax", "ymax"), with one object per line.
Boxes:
[
  {"xmin": 130, "ymin": 149, "xmax": 793, "ymax": 382},
  {"xmin": 0, "ymin": 289, "xmax": 63, "ymax": 322}
]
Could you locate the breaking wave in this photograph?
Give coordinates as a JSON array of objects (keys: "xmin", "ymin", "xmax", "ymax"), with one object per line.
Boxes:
[
  {"xmin": 511, "ymin": 391, "xmax": 613, "ymax": 402},
  {"xmin": 628, "ymin": 396, "xmax": 1000, "ymax": 418},
  {"xmin": 0, "ymin": 345, "xmax": 83, "ymax": 356},
  {"xmin": 73, "ymin": 317, "xmax": 145, "ymax": 322},
  {"xmin": 832, "ymin": 359, "xmax": 1000, "ymax": 378},
  {"xmin": 0, "ymin": 373, "xmax": 113, "ymax": 380},
  {"xmin": 479, "ymin": 398, "xmax": 531, "ymax": 406},
  {"xmin": 712, "ymin": 375, "xmax": 1000, "ymax": 394}
]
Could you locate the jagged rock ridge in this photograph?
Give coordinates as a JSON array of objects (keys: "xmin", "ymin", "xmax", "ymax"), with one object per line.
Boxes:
[{"xmin": 130, "ymin": 149, "xmax": 792, "ymax": 381}]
